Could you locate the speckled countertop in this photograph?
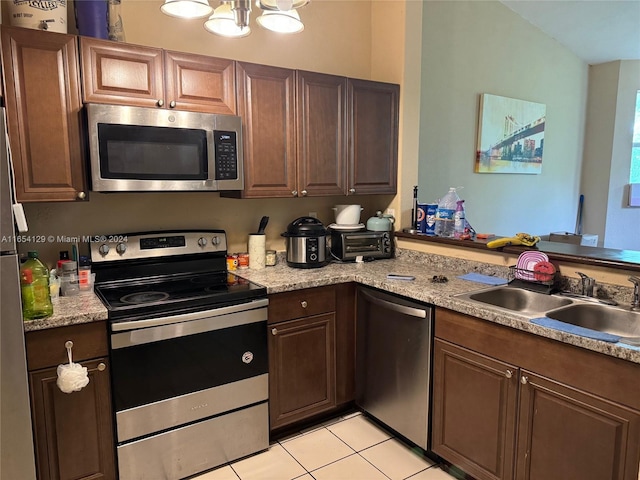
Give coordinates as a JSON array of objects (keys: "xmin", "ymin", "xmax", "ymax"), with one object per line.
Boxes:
[
  {"xmin": 23, "ymin": 250, "xmax": 640, "ymax": 365},
  {"xmin": 235, "ymin": 251, "xmax": 640, "ymax": 365},
  {"xmin": 23, "ymin": 291, "xmax": 108, "ymax": 332}
]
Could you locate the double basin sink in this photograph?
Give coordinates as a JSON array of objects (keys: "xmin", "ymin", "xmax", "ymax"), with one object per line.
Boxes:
[{"xmin": 454, "ymin": 286, "xmax": 640, "ymax": 345}]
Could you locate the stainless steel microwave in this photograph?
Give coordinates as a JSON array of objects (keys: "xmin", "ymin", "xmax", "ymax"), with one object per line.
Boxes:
[{"xmin": 87, "ymin": 104, "xmax": 244, "ymax": 192}]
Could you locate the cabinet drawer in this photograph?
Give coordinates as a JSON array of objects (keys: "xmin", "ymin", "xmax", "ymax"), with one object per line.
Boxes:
[
  {"xmin": 26, "ymin": 321, "xmax": 108, "ymax": 371},
  {"xmin": 268, "ymin": 286, "xmax": 336, "ymax": 324}
]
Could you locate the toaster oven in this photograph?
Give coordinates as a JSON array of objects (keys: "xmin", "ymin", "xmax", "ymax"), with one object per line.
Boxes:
[{"xmin": 330, "ymin": 230, "xmax": 393, "ymax": 261}]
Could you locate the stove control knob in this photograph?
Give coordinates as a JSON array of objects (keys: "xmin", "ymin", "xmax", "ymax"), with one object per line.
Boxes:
[
  {"xmin": 198, "ymin": 237, "xmax": 207, "ymax": 247},
  {"xmin": 211, "ymin": 236, "xmax": 220, "ymax": 246},
  {"xmin": 116, "ymin": 243, "xmax": 127, "ymax": 255},
  {"xmin": 98, "ymin": 244, "xmax": 110, "ymax": 256}
]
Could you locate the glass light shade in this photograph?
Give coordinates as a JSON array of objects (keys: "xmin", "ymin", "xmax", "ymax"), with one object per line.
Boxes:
[
  {"xmin": 256, "ymin": 9, "xmax": 303, "ymax": 33},
  {"xmin": 204, "ymin": 4, "xmax": 251, "ymax": 37},
  {"xmin": 256, "ymin": 0, "xmax": 310, "ymax": 11},
  {"xmin": 161, "ymin": 0, "xmax": 213, "ymax": 19}
]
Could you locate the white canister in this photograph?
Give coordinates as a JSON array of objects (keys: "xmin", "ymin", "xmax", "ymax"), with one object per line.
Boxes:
[
  {"xmin": 248, "ymin": 234, "xmax": 266, "ymax": 270},
  {"xmin": 8, "ymin": 0, "xmax": 68, "ymax": 33}
]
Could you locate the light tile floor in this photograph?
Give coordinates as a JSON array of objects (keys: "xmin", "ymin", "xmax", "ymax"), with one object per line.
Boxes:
[{"xmin": 193, "ymin": 412, "xmax": 457, "ymax": 480}]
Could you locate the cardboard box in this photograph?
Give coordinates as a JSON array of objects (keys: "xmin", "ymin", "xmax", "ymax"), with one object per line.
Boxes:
[{"xmin": 549, "ymin": 232, "xmax": 598, "ymax": 247}]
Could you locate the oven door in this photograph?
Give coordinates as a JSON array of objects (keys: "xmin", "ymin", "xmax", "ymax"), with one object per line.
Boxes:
[{"xmin": 110, "ymin": 299, "xmax": 268, "ymax": 443}]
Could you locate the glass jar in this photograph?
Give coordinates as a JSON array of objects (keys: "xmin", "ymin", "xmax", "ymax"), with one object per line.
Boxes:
[{"xmin": 266, "ymin": 249, "xmax": 277, "ymax": 266}]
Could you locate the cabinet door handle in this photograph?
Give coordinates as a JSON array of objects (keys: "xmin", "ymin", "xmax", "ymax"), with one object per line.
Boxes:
[
  {"xmin": 301, "ymin": 190, "xmax": 308, "ymax": 196},
  {"xmin": 76, "ymin": 191, "xmax": 86, "ymax": 200},
  {"xmin": 521, "ymin": 375, "xmax": 529, "ymax": 385},
  {"xmin": 349, "ymin": 188, "xmax": 356, "ymax": 194},
  {"xmin": 271, "ymin": 328, "xmax": 277, "ymax": 336},
  {"xmin": 86, "ymin": 362, "xmax": 107, "ymax": 373},
  {"xmin": 301, "ymin": 301, "xmax": 307, "ymax": 308},
  {"xmin": 292, "ymin": 190, "xmax": 298, "ymax": 197},
  {"xmin": 157, "ymin": 99, "xmax": 164, "ymax": 107},
  {"xmin": 169, "ymin": 100, "xmax": 176, "ymax": 108},
  {"xmin": 505, "ymin": 370, "xmax": 513, "ymax": 379}
]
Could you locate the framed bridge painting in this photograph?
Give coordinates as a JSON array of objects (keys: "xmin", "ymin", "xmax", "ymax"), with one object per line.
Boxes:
[{"xmin": 475, "ymin": 93, "xmax": 546, "ymax": 174}]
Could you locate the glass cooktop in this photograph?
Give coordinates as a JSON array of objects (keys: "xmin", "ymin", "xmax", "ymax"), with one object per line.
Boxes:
[{"xmin": 95, "ymin": 271, "xmax": 266, "ymax": 321}]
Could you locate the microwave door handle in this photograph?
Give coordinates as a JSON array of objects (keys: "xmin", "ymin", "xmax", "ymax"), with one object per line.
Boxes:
[{"xmin": 360, "ymin": 289, "xmax": 427, "ymax": 318}]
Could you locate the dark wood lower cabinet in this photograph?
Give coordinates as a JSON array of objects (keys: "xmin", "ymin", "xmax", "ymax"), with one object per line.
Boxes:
[
  {"xmin": 29, "ymin": 358, "xmax": 116, "ymax": 480},
  {"xmin": 269, "ymin": 313, "xmax": 336, "ymax": 429},
  {"xmin": 433, "ymin": 308, "xmax": 640, "ymax": 480},
  {"xmin": 432, "ymin": 339, "xmax": 518, "ymax": 480},
  {"xmin": 516, "ymin": 371, "xmax": 640, "ymax": 480},
  {"xmin": 267, "ymin": 284, "xmax": 356, "ymax": 432}
]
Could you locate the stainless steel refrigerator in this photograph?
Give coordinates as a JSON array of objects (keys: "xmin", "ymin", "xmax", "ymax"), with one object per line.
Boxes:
[{"xmin": 0, "ymin": 107, "xmax": 37, "ymax": 479}]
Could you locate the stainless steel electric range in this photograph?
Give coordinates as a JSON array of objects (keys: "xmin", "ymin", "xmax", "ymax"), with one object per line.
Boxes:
[{"xmin": 90, "ymin": 231, "xmax": 268, "ymax": 480}]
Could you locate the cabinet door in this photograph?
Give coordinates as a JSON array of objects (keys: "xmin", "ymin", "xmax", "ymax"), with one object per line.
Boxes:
[
  {"xmin": 347, "ymin": 79, "xmax": 398, "ymax": 195},
  {"xmin": 269, "ymin": 313, "xmax": 336, "ymax": 430},
  {"xmin": 80, "ymin": 37, "xmax": 164, "ymax": 107},
  {"xmin": 164, "ymin": 50, "xmax": 236, "ymax": 114},
  {"xmin": 432, "ymin": 339, "xmax": 518, "ymax": 480},
  {"xmin": 29, "ymin": 358, "xmax": 116, "ymax": 480},
  {"xmin": 516, "ymin": 371, "xmax": 640, "ymax": 480},
  {"xmin": 235, "ymin": 62, "xmax": 297, "ymax": 198},
  {"xmin": 1, "ymin": 26, "xmax": 87, "ymax": 202},
  {"xmin": 297, "ymin": 70, "xmax": 347, "ymax": 196}
]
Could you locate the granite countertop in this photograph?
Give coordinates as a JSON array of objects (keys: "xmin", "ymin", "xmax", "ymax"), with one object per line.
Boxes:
[
  {"xmin": 23, "ymin": 292, "xmax": 108, "ymax": 333},
  {"xmin": 235, "ymin": 253, "xmax": 640, "ymax": 365},
  {"xmin": 25, "ymin": 251, "xmax": 640, "ymax": 365}
]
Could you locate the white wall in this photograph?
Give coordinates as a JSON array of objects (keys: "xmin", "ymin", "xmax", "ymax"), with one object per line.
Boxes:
[
  {"xmin": 606, "ymin": 61, "xmax": 640, "ymax": 250},
  {"xmin": 417, "ymin": 1, "xmax": 588, "ymax": 238},
  {"xmin": 582, "ymin": 60, "xmax": 640, "ymax": 250}
]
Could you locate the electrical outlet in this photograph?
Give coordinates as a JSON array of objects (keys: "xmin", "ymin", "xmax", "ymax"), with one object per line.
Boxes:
[
  {"xmin": 386, "ymin": 208, "xmax": 395, "ymax": 217},
  {"xmin": 309, "ymin": 212, "xmax": 317, "ymax": 218}
]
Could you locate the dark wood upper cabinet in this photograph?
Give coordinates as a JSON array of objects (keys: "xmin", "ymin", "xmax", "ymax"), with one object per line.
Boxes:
[
  {"xmin": 1, "ymin": 26, "xmax": 87, "ymax": 202},
  {"xmin": 229, "ymin": 64, "xmax": 399, "ymax": 198},
  {"xmin": 297, "ymin": 70, "xmax": 348, "ymax": 196},
  {"xmin": 163, "ymin": 50, "xmax": 235, "ymax": 114},
  {"xmin": 348, "ymin": 79, "xmax": 399, "ymax": 195},
  {"xmin": 80, "ymin": 37, "xmax": 236, "ymax": 114},
  {"xmin": 234, "ymin": 62, "xmax": 297, "ymax": 198}
]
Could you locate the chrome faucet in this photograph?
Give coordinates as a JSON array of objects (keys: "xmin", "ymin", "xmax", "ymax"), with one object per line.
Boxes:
[
  {"xmin": 576, "ymin": 272, "xmax": 596, "ymax": 297},
  {"xmin": 629, "ymin": 276, "xmax": 640, "ymax": 311}
]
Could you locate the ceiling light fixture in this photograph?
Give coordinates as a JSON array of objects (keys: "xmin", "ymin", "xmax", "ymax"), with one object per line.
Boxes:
[
  {"xmin": 256, "ymin": 8, "xmax": 304, "ymax": 34},
  {"xmin": 162, "ymin": 0, "xmax": 309, "ymax": 37},
  {"xmin": 205, "ymin": 3, "xmax": 251, "ymax": 37},
  {"xmin": 161, "ymin": 0, "xmax": 214, "ymax": 19}
]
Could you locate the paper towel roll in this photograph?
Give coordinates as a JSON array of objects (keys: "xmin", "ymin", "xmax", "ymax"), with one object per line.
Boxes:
[{"xmin": 248, "ymin": 234, "xmax": 266, "ymax": 270}]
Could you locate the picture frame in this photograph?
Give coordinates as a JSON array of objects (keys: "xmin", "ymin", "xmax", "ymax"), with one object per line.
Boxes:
[{"xmin": 475, "ymin": 93, "xmax": 546, "ymax": 174}]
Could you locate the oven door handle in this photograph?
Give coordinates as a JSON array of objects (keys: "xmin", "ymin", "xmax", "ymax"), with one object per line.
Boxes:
[{"xmin": 110, "ymin": 298, "xmax": 268, "ymax": 349}]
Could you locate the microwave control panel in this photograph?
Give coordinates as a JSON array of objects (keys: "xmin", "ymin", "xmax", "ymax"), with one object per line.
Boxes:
[{"xmin": 214, "ymin": 130, "xmax": 238, "ymax": 180}]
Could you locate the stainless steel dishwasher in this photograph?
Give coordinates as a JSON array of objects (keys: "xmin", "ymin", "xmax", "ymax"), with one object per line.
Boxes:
[{"xmin": 356, "ymin": 285, "xmax": 434, "ymax": 450}]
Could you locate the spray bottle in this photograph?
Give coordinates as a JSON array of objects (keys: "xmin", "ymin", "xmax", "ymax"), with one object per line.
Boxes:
[{"xmin": 454, "ymin": 200, "xmax": 466, "ymax": 239}]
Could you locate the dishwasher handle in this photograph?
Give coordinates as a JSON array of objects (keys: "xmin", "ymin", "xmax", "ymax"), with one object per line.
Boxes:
[{"xmin": 359, "ymin": 289, "xmax": 427, "ymax": 318}]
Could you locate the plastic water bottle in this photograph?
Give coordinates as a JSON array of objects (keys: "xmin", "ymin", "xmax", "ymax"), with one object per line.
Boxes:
[
  {"xmin": 454, "ymin": 200, "xmax": 466, "ymax": 239},
  {"xmin": 20, "ymin": 251, "xmax": 53, "ymax": 320},
  {"xmin": 435, "ymin": 187, "xmax": 460, "ymax": 238}
]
